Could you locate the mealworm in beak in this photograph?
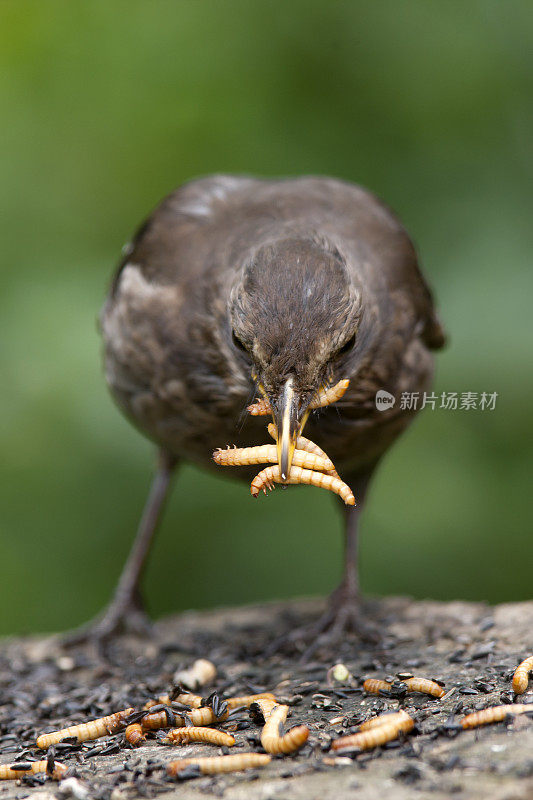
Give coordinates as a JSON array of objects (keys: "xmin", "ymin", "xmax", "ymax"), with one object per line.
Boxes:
[
  {"xmin": 213, "ymin": 444, "xmax": 333, "ymax": 472},
  {"xmin": 267, "ymin": 423, "xmax": 340, "ymax": 478},
  {"xmin": 247, "ymin": 379, "xmax": 350, "ymax": 415},
  {"xmin": 250, "ymin": 465, "xmax": 355, "ymax": 505}
]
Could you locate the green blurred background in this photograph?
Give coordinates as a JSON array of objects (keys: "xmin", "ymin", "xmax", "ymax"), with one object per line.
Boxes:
[{"xmin": 1, "ymin": 1, "xmax": 532, "ymax": 636}]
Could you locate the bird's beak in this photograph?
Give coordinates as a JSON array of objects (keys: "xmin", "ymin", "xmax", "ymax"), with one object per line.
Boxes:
[{"xmin": 272, "ymin": 376, "xmax": 310, "ymax": 481}]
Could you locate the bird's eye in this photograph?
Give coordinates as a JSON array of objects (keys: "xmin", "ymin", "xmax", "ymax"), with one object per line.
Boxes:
[
  {"xmin": 338, "ymin": 333, "xmax": 356, "ymax": 356},
  {"xmin": 231, "ymin": 330, "xmax": 248, "ymax": 353}
]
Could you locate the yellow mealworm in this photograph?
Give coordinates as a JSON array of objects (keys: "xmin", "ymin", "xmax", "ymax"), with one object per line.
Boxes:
[
  {"xmin": 512, "ymin": 656, "xmax": 533, "ymax": 694},
  {"xmin": 362, "ymin": 679, "xmax": 391, "ymax": 695},
  {"xmin": 143, "ymin": 695, "xmax": 173, "ymax": 709},
  {"xmin": 250, "ymin": 465, "xmax": 355, "ymax": 505},
  {"xmin": 190, "ymin": 706, "xmax": 229, "ymax": 725},
  {"xmin": 174, "ymin": 659, "xmax": 217, "ymax": 690},
  {"xmin": 253, "ymin": 698, "xmax": 278, "ymax": 718},
  {"xmin": 164, "ymin": 727, "xmax": 235, "ymax": 747},
  {"xmin": 144, "ymin": 692, "xmax": 204, "ymax": 711},
  {"xmin": 150, "ymin": 691, "xmax": 276, "ymax": 713},
  {"xmin": 277, "ymin": 725, "xmax": 310, "ymax": 753},
  {"xmin": 125, "ymin": 723, "xmax": 146, "ymax": 746},
  {"xmin": 143, "ymin": 697, "xmax": 227, "ymax": 728},
  {"xmin": 173, "ymin": 692, "xmax": 204, "ymax": 709},
  {"xmin": 141, "ymin": 711, "xmax": 185, "ymax": 731},
  {"xmin": 167, "ymin": 753, "xmax": 271, "ymax": 777},
  {"xmin": 461, "ymin": 704, "xmax": 532, "ymax": 729},
  {"xmin": 213, "ymin": 444, "xmax": 333, "ymax": 472},
  {"xmin": 402, "ymin": 677, "xmax": 445, "ymax": 699},
  {"xmin": 267, "ymin": 424, "xmax": 340, "ymax": 479},
  {"xmin": 36, "ymin": 708, "xmax": 134, "ymax": 748},
  {"xmin": 314, "ymin": 379, "xmax": 350, "ymax": 407},
  {"xmin": 143, "ymin": 698, "xmax": 164, "ymax": 710},
  {"xmin": 248, "ymin": 379, "xmax": 350, "ymax": 415},
  {"xmin": 259, "ymin": 703, "xmax": 309, "ymax": 755},
  {"xmin": 260, "ymin": 704, "xmax": 287, "ymax": 753},
  {"xmin": 363, "ymin": 677, "xmax": 443, "ymax": 699},
  {"xmin": 226, "ymin": 692, "xmax": 276, "ymax": 709},
  {"xmin": 359, "ymin": 710, "xmax": 413, "ymax": 732},
  {"xmin": 0, "ymin": 761, "xmax": 67, "ymax": 780},
  {"xmin": 332, "ymin": 714, "xmax": 414, "ymax": 751}
]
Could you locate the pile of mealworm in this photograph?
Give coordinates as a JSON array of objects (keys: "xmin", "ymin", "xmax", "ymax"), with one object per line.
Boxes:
[
  {"xmin": 1, "ymin": 654, "xmax": 531, "ymax": 783},
  {"xmin": 213, "ymin": 379, "xmax": 356, "ymax": 505}
]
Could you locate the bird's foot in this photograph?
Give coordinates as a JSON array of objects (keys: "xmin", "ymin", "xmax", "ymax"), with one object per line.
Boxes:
[
  {"xmin": 61, "ymin": 593, "xmax": 153, "ymax": 649},
  {"xmin": 265, "ymin": 583, "xmax": 382, "ymax": 661}
]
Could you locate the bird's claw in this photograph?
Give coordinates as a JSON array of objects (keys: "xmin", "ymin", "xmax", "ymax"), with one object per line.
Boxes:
[
  {"xmin": 61, "ymin": 596, "xmax": 153, "ymax": 649},
  {"xmin": 265, "ymin": 586, "xmax": 382, "ymax": 661}
]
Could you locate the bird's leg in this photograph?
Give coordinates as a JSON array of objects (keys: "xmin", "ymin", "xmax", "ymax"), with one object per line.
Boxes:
[
  {"xmin": 63, "ymin": 450, "xmax": 178, "ymax": 646},
  {"xmin": 311, "ymin": 504, "xmax": 375, "ymax": 638},
  {"xmin": 265, "ymin": 472, "xmax": 381, "ymax": 660}
]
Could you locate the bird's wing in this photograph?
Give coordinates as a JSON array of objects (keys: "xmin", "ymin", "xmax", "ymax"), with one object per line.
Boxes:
[{"xmin": 109, "ymin": 174, "xmax": 258, "ymax": 292}]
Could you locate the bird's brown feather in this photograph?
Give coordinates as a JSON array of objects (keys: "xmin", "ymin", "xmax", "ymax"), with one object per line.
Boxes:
[{"xmin": 101, "ymin": 175, "xmax": 444, "ymax": 477}]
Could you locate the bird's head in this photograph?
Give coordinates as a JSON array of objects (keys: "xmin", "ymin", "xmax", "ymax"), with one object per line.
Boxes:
[{"xmin": 229, "ymin": 236, "xmax": 363, "ymax": 479}]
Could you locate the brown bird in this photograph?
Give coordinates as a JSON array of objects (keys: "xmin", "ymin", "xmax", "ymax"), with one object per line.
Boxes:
[{"xmin": 70, "ymin": 175, "xmax": 445, "ymax": 650}]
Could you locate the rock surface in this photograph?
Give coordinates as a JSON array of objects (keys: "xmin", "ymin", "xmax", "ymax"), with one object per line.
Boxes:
[{"xmin": 0, "ymin": 597, "xmax": 532, "ymax": 800}]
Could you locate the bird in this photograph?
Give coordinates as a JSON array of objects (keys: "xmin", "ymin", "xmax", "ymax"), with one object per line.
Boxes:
[{"xmin": 69, "ymin": 174, "xmax": 445, "ymax": 650}]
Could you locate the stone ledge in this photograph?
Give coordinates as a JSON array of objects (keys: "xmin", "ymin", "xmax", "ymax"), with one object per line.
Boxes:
[{"xmin": 0, "ymin": 597, "xmax": 531, "ymax": 800}]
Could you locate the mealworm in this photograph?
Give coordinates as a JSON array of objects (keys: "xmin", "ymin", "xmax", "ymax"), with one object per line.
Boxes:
[
  {"xmin": 141, "ymin": 710, "xmax": 185, "ymax": 731},
  {"xmin": 512, "ymin": 656, "xmax": 533, "ymax": 694},
  {"xmin": 142, "ymin": 693, "xmax": 227, "ymax": 727},
  {"xmin": 260, "ymin": 704, "xmax": 287, "ymax": 752},
  {"xmin": 251, "ymin": 697, "xmax": 278, "ymax": 718},
  {"xmin": 143, "ymin": 692, "xmax": 204, "ymax": 711},
  {"xmin": 363, "ymin": 677, "xmax": 444, "ymax": 699},
  {"xmin": 125, "ymin": 723, "xmax": 146, "ymax": 746},
  {"xmin": 167, "ymin": 753, "xmax": 271, "ymax": 777},
  {"xmin": 226, "ymin": 692, "xmax": 276, "ymax": 709},
  {"xmin": 461, "ymin": 704, "xmax": 532, "ymax": 729},
  {"xmin": 156, "ymin": 692, "xmax": 275, "ymax": 715},
  {"xmin": 174, "ymin": 659, "xmax": 217, "ymax": 690},
  {"xmin": 332, "ymin": 714, "xmax": 414, "ymax": 751},
  {"xmin": 362, "ymin": 679, "xmax": 391, "ymax": 695},
  {"xmin": 267, "ymin": 424, "xmax": 340, "ymax": 479},
  {"xmin": 258, "ymin": 703, "xmax": 309, "ymax": 755},
  {"xmin": 173, "ymin": 693, "xmax": 203, "ymax": 708},
  {"xmin": 0, "ymin": 761, "xmax": 67, "ymax": 780},
  {"xmin": 143, "ymin": 697, "xmax": 168, "ymax": 710},
  {"xmin": 164, "ymin": 727, "xmax": 235, "ymax": 746},
  {"xmin": 36, "ymin": 708, "xmax": 134, "ymax": 748},
  {"xmin": 189, "ymin": 706, "xmax": 229, "ymax": 725},
  {"xmin": 402, "ymin": 677, "xmax": 445, "ymax": 699},
  {"xmin": 213, "ymin": 444, "xmax": 333, "ymax": 472},
  {"xmin": 250, "ymin": 465, "xmax": 355, "ymax": 505},
  {"xmin": 359, "ymin": 710, "xmax": 413, "ymax": 732},
  {"xmin": 247, "ymin": 379, "xmax": 350, "ymax": 415}
]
